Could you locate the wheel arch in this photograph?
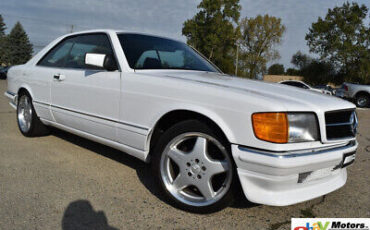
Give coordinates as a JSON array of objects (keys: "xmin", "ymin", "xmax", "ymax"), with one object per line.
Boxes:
[
  {"xmin": 355, "ymin": 90, "xmax": 370, "ymax": 98},
  {"xmin": 146, "ymin": 109, "xmax": 234, "ymax": 161},
  {"xmin": 17, "ymin": 84, "xmax": 34, "ymax": 99},
  {"xmin": 16, "ymin": 85, "xmax": 35, "ymax": 107}
]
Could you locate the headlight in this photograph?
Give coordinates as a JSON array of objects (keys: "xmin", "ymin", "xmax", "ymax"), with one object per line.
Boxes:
[{"xmin": 252, "ymin": 112, "xmax": 319, "ymax": 143}]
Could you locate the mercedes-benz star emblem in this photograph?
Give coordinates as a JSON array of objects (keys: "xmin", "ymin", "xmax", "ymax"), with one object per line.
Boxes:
[{"xmin": 350, "ymin": 111, "xmax": 358, "ymax": 136}]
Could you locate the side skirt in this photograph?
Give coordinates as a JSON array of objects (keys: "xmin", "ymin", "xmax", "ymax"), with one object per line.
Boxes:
[{"xmin": 40, "ymin": 118, "xmax": 150, "ymax": 163}]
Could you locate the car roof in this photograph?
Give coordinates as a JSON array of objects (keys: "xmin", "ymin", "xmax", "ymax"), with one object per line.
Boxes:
[
  {"xmin": 278, "ymin": 80, "xmax": 307, "ymax": 84},
  {"xmin": 62, "ymin": 29, "xmax": 183, "ymax": 43}
]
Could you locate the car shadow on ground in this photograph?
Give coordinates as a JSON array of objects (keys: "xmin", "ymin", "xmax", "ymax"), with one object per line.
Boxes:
[
  {"xmin": 50, "ymin": 128, "xmax": 257, "ymax": 211},
  {"xmin": 62, "ymin": 200, "xmax": 118, "ymax": 230}
]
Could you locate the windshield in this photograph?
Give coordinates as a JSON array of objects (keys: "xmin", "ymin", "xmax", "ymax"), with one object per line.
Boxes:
[{"xmin": 117, "ymin": 33, "xmax": 219, "ymax": 73}]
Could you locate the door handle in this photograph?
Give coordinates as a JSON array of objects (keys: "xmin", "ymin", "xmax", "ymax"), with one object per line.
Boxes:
[{"xmin": 54, "ymin": 74, "xmax": 66, "ymax": 81}]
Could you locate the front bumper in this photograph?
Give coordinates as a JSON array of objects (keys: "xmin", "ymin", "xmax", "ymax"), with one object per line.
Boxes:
[
  {"xmin": 4, "ymin": 91, "xmax": 17, "ymax": 110},
  {"xmin": 232, "ymin": 141, "xmax": 358, "ymax": 206}
]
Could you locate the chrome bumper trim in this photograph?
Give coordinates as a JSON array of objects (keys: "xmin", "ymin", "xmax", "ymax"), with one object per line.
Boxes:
[
  {"xmin": 5, "ymin": 91, "xmax": 16, "ymax": 96},
  {"xmin": 238, "ymin": 140, "xmax": 357, "ymax": 158},
  {"xmin": 4, "ymin": 91, "xmax": 17, "ymax": 109}
]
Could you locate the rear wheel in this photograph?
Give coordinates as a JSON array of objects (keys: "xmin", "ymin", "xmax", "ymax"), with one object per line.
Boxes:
[
  {"xmin": 17, "ymin": 93, "xmax": 49, "ymax": 137},
  {"xmin": 151, "ymin": 120, "xmax": 236, "ymax": 213},
  {"xmin": 355, "ymin": 94, "xmax": 369, "ymax": 108}
]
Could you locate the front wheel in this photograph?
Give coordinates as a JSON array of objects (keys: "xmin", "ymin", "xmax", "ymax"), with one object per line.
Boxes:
[
  {"xmin": 151, "ymin": 120, "xmax": 236, "ymax": 213},
  {"xmin": 17, "ymin": 93, "xmax": 49, "ymax": 137}
]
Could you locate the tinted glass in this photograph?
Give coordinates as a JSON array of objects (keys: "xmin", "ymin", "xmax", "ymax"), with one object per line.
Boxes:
[
  {"xmin": 296, "ymin": 82, "xmax": 309, "ymax": 89},
  {"xmin": 38, "ymin": 38, "xmax": 75, "ymax": 67},
  {"xmin": 65, "ymin": 34, "xmax": 117, "ymax": 70},
  {"xmin": 282, "ymin": 81, "xmax": 307, "ymax": 89},
  {"xmin": 281, "ymin": 81, "xmax": 295, "ymax": 86},
  {"xmin": 118, "ymin": 33, "xmax": 219, "ymax": 72}
]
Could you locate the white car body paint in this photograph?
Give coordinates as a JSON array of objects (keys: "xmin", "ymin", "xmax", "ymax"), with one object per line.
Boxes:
[{"xmin": 5, "ymin": 30, "xmax": 358, "ymax": 206}]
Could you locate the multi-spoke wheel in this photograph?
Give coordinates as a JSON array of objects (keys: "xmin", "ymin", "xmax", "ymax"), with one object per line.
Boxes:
[
  {"xmin": 17, "ymin": 93, "xmax": 49, "ymax": 137},
  {"xmin": 152, "ymin": 120, "xmax": 236, "ymax": 213}
]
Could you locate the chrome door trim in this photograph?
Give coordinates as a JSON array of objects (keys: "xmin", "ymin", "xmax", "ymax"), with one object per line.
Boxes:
[{"xmin": 33, "ymin": 100, "xmax": 149, "ymax": 131}]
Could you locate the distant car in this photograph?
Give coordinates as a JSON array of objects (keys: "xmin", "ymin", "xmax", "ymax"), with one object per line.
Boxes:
[
  {"xmin": 335, "ymin": 84, "xmax": 346, "ymax": 98},
  {"xmin": 314, "ymin": 85, "xmax": 335, "ymax": 95},
  {"xmin": 278, "ymin": 80, "xmax": 331, "ymax": 95},
  {"xmin": 0, "ymin": 66, "xmax": 11, "ymax": 79},
  {"xmin": 342, "ymin": 82, "xmax": 370, "ymax": 108}
]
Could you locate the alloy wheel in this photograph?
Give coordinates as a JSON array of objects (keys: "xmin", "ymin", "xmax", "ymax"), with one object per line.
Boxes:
[
  {"xmin": 17, "ymin": 95, "xmax": 33, "ymax": 133},
  {"xmin": 357, "ymin": 96, "xmax": 368, "ymax": 108},
  {"xmin": 160, "ymin": 132, "xmax": 233, "ymax": 207}
]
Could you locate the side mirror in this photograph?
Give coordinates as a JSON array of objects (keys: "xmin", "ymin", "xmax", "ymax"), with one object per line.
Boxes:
[{"xmin": 85, "ymin": 53, "xmax": 117, "ymax": 71}]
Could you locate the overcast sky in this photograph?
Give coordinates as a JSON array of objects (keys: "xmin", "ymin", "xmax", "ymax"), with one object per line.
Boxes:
[{"xmin": 0, "ymin": 0, "xmax": 369, "ymax": 68}]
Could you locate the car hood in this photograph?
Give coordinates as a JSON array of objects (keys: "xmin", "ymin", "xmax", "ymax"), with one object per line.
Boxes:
[{"xmin": 135, "ymin": 70, "xmax": 356, "ymax": 112}]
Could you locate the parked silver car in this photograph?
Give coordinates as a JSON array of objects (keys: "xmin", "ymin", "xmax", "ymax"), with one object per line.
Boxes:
[
  {"xmin": 335, "ymin": 85, "xmax": 346, "ymax": 98},
  {"xmin": 342, "ymin": 82, "xmax": 370, "ymax": 108}
]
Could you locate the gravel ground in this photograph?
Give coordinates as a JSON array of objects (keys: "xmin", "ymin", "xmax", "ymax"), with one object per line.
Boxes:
[{"xmin": 0, "ymin": 80, "xmax": 369, "ymax": 230}]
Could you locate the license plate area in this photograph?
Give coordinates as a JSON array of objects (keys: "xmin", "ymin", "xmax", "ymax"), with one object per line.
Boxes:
[
  {"xmin": 298, "ymin": 168, "xmax": 334, "ymax": 183},
  {"xmin": 298, "ymin": 150, "xmax": 356, "ymax": 183}
]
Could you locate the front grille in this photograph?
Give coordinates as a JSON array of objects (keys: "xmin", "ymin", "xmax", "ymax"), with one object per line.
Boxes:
[{"xmin": 325, "ymin": 110, "xmax": 356, "ymax": 140}]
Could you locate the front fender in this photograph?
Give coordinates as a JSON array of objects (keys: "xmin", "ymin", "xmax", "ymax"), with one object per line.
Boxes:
[{"xmin": 146, "ymin": 103, "xmax": 238, "ymax": 149}]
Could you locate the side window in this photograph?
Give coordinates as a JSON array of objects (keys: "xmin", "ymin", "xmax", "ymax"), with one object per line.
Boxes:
[
  {"xmin": 296, "ymin": 82, "xmax": 309, "ymax": 89},
  {"xmin": 38, "ymin": 37, "xmax": 76, "ymax": 67},
  {"xmin": 64, "ymin": 34, "xmax": 117, "ymax": 70},
  {"xmin": 283, "ymin": 81, "xmax": 308, "ymax": 89},
  {"xmin": 282, "ymin": 81, "xmax": 294, "ymax": 86},
  {"xmin": 290, "ymin": 82, "xmax": 301, "ymax": 87}
]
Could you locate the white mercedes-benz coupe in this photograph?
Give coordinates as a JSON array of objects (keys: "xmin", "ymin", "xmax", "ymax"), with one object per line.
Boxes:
[{"xmin": 5, "ymin": 30, "xmax": 358, "ymax": 213}]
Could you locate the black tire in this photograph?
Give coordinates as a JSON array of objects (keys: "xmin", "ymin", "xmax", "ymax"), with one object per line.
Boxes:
[
  {"xmin": 17, "ymin": 93, "xmax": 49, "ymax": 137},
  {"xmin": 355, "ymin": 93, "xmax": 370, "ymax": 108},
  {"xmin": 151, "ymin": 120, "xmax": 237, "ymax": 213}
]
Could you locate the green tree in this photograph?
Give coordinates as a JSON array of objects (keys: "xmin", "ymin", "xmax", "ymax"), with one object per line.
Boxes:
[
  {"xmin": 301, "ymin": 60, "xmax": 336, "ymax": 85},
  {"xmin": 0, "ymin": 14, "xmax": 7, "ymax": 64},
  {"xmin": 267, "ymin": 63, "xmax": 285, "ymax": 75},
  {"xmin": 285, "ymin": 68, "xmax": 300, "ymax": 76},
  {"xmin": 0, "ymin": 15, "xmax": 6, "ymax": 36},
  {"xmin": 291, "ymin": 51, "xmax": 312, "ymax": 70},
  {"xmin": 182, "ymin": 0, "xmax": 241, "ymax": 74},
  {"xmin": 289, "ymin": 51, "xmax": 337, "ymax": 84},
  {"xmin": 238, "ymin": 15, "xmax": 286, "ymax": 78},
  {"xmin": 306, "ymin": 2, "xmax": 370, "ymax": 83},
  {"xmin": 7, "ymin": 22, "xmax": 33, "ymax": 65}
]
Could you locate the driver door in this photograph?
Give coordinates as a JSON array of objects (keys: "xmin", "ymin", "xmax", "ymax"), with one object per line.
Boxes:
[{"xmin": 50, "ymin": 33, "xmax": 120, "ymax": 141}]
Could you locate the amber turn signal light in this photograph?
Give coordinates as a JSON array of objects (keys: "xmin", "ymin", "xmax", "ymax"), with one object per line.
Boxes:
[{"xmin": 252, "ymin": 113, "xmax": 289, "ymax": 143}]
